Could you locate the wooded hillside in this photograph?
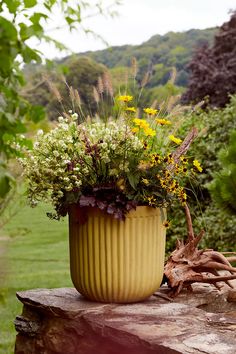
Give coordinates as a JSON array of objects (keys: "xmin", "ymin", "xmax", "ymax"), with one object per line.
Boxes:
[{"xmin": 69, "ymin": 28, "xmax": 216, "ymax": 87}]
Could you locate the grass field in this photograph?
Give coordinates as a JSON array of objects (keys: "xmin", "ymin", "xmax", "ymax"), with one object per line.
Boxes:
[{"xmin": 0, "ymin": 202, "xmax": 72, "ymax": 354}]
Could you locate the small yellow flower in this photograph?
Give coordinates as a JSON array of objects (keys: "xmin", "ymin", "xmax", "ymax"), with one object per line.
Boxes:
[
  {"xmin": 143, "ymin": 107, "xmax": 158, "ymax": 115},
  {"xmin": 159, "ymin": 178, "xmax": 168, "ymax": 188},
  {"xmin": 156, "ymin": 118, "xmax": 171, "ymax": 125},
  {"xmin": 132, "ymin": 127, "xmax": 139, "ymax": 133},
  {"xmin": 163, "ymin": 220, "xmax": 171, "ymax": 228},
  {"xmin": 164, "ymin": 171, "xmax": 171, "ymax": 179},
  {"xmin": 118, "ymin": 95, "xmax": 133, "ymax": 103},
  {"xmin": 142, "ymin": 178, "xmax": 149, "ymax": 185},
  {"xmin": 193, "ymin": 159, "xmax": 203, "ymax": 172},
  {"xmin": 178, "ymin": 188, "xmax": 187, "ymax": 204},
  {"xmin": 163, "ymin": 153, "xmax": 174, "ymax": 164},
  {"xmin": 144, "ymin": 127, "xmax": 156, "ymax": 137},
  {"xmin": 180, "ymin": 156, "xmax": 188, "ymax": 164},
  {"xmin": 168, "ymin": 135, "xmax": 182, "ymax": 145},
  {"xmin": 147, "ymin": 195, "xmax": 156, "ymax": 206},
  {"xmin": 151, "ymin": 153, "xmax": 162, "ymax": 166},
  {"xmin": 125, "ymin": 106, "xmax": 136, "ymax": 113},
  {"xmin": 133, "ymin": 118, "xmax": 149, "ymax": 129},
  {"xmin": 176, "ymin": 165, "xmax": 188, "ymax": 174},
  {"xmin": 168, "ymin": 179, "xmax": 178, "ymax": 194},
  {"xmin": 116, "ymin": 178, "xmax": 125, "ymax": 190}
]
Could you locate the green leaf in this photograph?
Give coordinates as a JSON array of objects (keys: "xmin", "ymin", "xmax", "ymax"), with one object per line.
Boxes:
[
  {"xmin": 127, "ymin": 173, "xmax": 139, "ymax": 190},
  {"xmin": 19, "ymin": 23, "xmax": 43, "ymax": 40},
  {"xmin": 0, "ymin": 16, "xmax": 18, "ymax": 40},
  {"xmin": 21, "ymin": 45, "xmax": 42, "ymax": 64},
  {"xmin": 0, "ymin": 170, "xmax": 14, "ymax": 198},
  {"xmin": 19, "ymin": 23, "xmax": 32, "ymax": 41},
  {"xmin": 30, "ymin": 12, "xmax": 48, "ymax": 25},
  {"xmin": 42, "ymin": 35, "xmax": 68, "ymax": 51},
  {"xmin": 24, "ymin": 0, "xmax": 37, "ymax": 8},
  {"xmin": 27, "ymin": 105, "xmax": 46, "ymax": 123},
  {"xmin": 4, "ymin": 0, "xmax": 21, "ymax": 14},
  {"xmin": 65, "ymin": 16, "xmax": 75, "ymax": 25}
]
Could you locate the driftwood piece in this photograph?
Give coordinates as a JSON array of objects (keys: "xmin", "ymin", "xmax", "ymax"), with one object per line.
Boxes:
[
  {"xmin": 164, "ymin": 204, "xmax": 236, "ymax": 297},
  {"xmin": 172, "ymin": 127, "xmax": 198, "ymax": 165}
]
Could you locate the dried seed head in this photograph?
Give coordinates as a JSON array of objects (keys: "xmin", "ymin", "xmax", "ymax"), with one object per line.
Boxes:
[
  {"xmin": 97, "ymin": 76, "xmax": 104, "ymax": 94},
  {"xmin": 93, "ymin": 86, "xmax": 100, "ymax": 103},
  {"xmin": 169, "ymin": 67, "xmax": 177, "ymax": 85},
  {"xmin": 167, "ymin": 95, "xmax": 180, "ymax": 113},
  {"xmin": 44, "ymin": 74, "xmax": 62, "ymax": 102},
  {"xmin": 74, "ymin": 89, "xmax": 81, "ymax": 106},
  {"xmin": 102, "ymin": 71, "xmax": 113, "ymax": 96},
  {"xmin": 141, "ymin": 72, "xmax": 150, "ymax": 88},
  {"xmin": 151, "ymin": 99, "xmax": 158, "ymax": 109},
  {"xmin": 131, "ymin": 57, "xmax": 138, "ymax": 78},
  {"xmin": 69, "ymin": 86, "xmax": 75, "ymax": 102}
]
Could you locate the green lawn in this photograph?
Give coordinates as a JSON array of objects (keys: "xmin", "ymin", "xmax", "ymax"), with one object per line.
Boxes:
[{"xmin": 0, "ymin": 202, "xmax": 72, "ymax": 354}]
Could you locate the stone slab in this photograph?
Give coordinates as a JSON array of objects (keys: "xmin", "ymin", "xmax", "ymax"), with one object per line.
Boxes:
[{"xmin": 15, "ymin": 285, "xmax": 236, "ymax": 354}]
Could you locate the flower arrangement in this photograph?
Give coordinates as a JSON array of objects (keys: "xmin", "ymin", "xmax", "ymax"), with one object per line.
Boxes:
[{"xmin": 21, "ymin": 84, "xmax": 202, "ymax": 221}]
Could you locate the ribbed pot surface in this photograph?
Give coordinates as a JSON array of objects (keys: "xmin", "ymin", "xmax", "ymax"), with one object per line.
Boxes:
[{"xmin": 69, "ymin": 206, "xmax": 166, "ymax": 303}]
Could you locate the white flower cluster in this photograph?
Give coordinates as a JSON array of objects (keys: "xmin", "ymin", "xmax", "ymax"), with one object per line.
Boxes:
[{"xmin": 21, "ymin": 114, "xmax": 144, "ymax": 209}]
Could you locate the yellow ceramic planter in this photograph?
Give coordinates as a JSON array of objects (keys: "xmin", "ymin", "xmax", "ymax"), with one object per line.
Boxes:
[{"xmin": 69, "ymin": 205, "xmax": 166, "ymax": 303}]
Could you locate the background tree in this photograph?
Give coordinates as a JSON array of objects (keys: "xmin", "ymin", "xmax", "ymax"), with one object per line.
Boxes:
[
  {"xmin": 83, "ymin": 28, "xmax": 216, "ymax": 87},
  {"xmin": 208, "ymin": 129, "xmax": 236, "ymax": 215},
  {"xmin": 182, "ymin": 10, "xmax": 236, "ymax": 107},
  {"xmin": 24, "ymin": 57, "xmax": 106, "ymax": 120},
  {"xmin": 0, "ymin": 0, "xmax": 119, "ymax": 205},
  {"xmin": 167, "ymin": 95, "xmax": 236, "ymax": 253}
]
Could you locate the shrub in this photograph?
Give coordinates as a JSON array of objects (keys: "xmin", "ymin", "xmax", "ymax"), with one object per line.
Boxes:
[{"xmin": 167, "ymin": 95, "xmax": 236, "ymax": 252}]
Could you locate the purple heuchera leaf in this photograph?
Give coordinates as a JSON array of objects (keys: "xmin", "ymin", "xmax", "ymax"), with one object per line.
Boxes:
[
  {"xmin": 126, "ymin": 201, "xmax": 137, "ymax": 211},
  {"xmin": 107, "ymin": 204, "xmax": 116, "ymax": 215},
  {"xmin": 97, "ymin": 200, "xmax": 107, "ymax": 210},
  {"xmin": 79, "ymin": 195, "xmax": 96, "ymax": 207},
  {"xmin": 113, "ymin": 209, "xmax": 124, "ymax": 220}
]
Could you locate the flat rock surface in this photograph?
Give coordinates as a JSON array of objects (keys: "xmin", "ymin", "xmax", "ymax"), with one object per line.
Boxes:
[{"xmin": 15, "ymin": 285, "xmax": 236, "ymax": 354}]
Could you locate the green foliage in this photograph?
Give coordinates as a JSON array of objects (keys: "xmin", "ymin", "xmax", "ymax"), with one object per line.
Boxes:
[
  {"xmin": 0, "ymin": 165, "xmax": 15, "ymax": 199},
  {"xmin": 82, "ymin": 28, "xmax": 216, "ymax": 87},
  {"xmin": 0, "ymin": 202, "xmax": 70, "ymax": 353},
  {"xmin": 208, "ymin": 130, "xmax": 236, "ymax": 215},
  {"xmin": 0, "ymin": 0, "xmax": 119, "ymax": 206},
  {"xmin": 23, "ymin": 56, "xmax": 107, "ymax": 120},
  {"xmin": 167, "ymin": 95, "xmax": 236, "ymax": 253},
  {"xmin": 22, "ymin": 100, "xmax": 197, "ymax": 220},
  {"xmin": 22, "ymin": 27, "xmax": 216, "ymax": 124}
]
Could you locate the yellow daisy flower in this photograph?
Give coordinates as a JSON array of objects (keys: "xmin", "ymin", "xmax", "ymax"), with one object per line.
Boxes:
[
  {"xmin": 143, "ymin": 107, "xmax": 158, "ymax": 115},
  {"xmin": 147, "ymin": 195, "xmax": 156, "ymax": 206},
  {"xmin": 125, "ymin": 107, "xmax": 136, "ymax": 113},
  {"xmin": 151, "ymin": 153, "xmax": 162, "ymax": 166},
  {"xmin": 193, "ymin": 159, "xmax": 203, "ymax": 172},
  {"xmin": 133, "ymin": 118, "xmax": 149, "ymax": 129},
  {"xmin": 144, "ymin": 127, "xmax": 156, "ymax": 137},
  {"xmin": 180, "ymin": 156, "xmax": 188, "ymax": 164},
  {"xmin": 118, "ymin": 95, "xmax": 133, "ymax": 103},
  {"xmin": 132, "ymin": 127, "xmax": 139, "ymax": 133},
  {"xmin": 163, "ymin": 220, "xmax": 171, "ymax": 228},
  {"xmin": 168, "ymin": 135, "xmax": 182, "ymax": 145},
  {"xmin": 142, "ymin": 178, "xmax": 149, "ymax": 185},
  {"xmin": 156, "ymin": 118, "xmax": 171, "ymax": 125}
]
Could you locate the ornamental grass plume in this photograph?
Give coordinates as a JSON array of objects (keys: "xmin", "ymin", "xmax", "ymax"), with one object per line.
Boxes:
[{"xmin": 20, "ymin": 65, "xmax": 202, "ymax": 220}]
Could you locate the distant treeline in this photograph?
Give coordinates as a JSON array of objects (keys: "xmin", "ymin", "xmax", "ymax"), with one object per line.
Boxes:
[{"xmin": 23, "ymin": 27, "xmax": 216, "ymax": 119}]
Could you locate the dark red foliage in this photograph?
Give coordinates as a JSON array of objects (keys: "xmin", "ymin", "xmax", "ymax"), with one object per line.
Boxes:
[
  {"xmin": 78, "ymin": 187, "xmax": 138, "ymax": 220},
  {"xmin": 182, "ymin": 11, "xmax": 236, "ymax": 108}
]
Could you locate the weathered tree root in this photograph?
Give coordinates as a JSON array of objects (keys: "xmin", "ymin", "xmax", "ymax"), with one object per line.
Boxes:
[{"xmin": 164, "ymin": 204, "xmax": 236, "ymax": 297}]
